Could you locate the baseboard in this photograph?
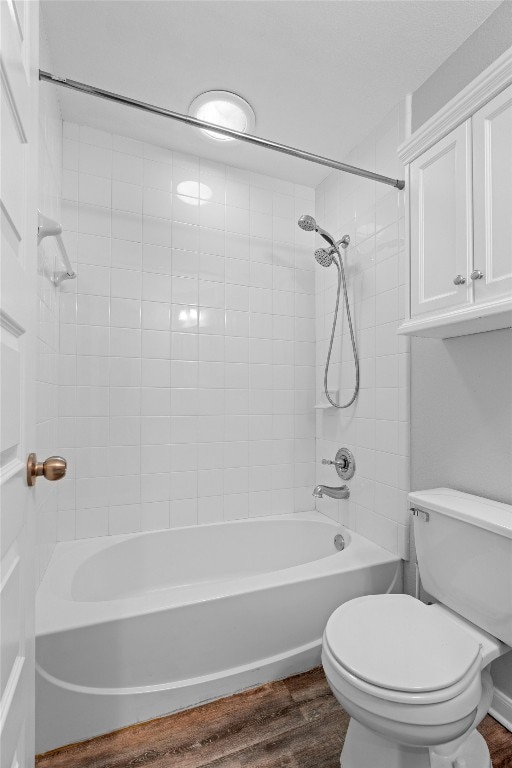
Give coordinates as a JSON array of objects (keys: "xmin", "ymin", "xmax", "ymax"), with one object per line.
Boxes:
[{"xmin": 490, "ymin": 687, "xmax": 512, "ymax": 733}]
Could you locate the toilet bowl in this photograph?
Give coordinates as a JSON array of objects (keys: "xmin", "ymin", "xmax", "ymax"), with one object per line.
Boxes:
[
  {"xmin": 322, "ymin": 595, "xmax": 501, "ymax": 767},
  {"xmin": 321, "ymin": 489, "xmax": 512, "ymax": 768}
]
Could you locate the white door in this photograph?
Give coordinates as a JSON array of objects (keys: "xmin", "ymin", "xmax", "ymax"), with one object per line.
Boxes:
[
  {"xmin": 1, "ymin": 1, "xmax": 39, "ymax": 765},
  {"xmin": 409, "ymin": 121, "xmax": 473, "ymax": 319},
  {"xmin": 472, "ymin": 83, "xmax": 512, "ymax": 304}
]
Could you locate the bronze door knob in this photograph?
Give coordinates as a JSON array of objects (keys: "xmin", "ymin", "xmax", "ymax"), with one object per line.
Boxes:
[{"xmin": 26, "ymin": 453, "xmax": 67, "ymax": 486}]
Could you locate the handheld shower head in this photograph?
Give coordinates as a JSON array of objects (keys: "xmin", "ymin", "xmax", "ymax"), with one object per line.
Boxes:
[
  {"xmin": 297, "ymin": 214, "xmax": 335, "ymax": 246},
  {"xmin": 298, "ymin": 214, "xmax": 316, "ymax": 232},
  {"xmin": 315, "ymin": 248, "xmax": 335, "ymax": 268}
]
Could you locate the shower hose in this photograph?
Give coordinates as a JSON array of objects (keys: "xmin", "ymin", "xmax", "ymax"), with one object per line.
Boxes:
[{"xmin": 323, "ymin": 244, "xmax": 360, "ymax": 408}]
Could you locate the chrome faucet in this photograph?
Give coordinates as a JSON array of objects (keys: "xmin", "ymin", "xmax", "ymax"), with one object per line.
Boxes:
[
  {"xmin": 313, "ymin": 448, "xmax": 355, "ymax": 500},
  {"xmin": 313, "ymin": 484, "xmax": 350, "ymax": 500}
]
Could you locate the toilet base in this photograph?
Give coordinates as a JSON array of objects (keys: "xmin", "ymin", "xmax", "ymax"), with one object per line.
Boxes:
[{"xmin": 340, "ymin": 719, "xmax": 492, "ymax": 768}]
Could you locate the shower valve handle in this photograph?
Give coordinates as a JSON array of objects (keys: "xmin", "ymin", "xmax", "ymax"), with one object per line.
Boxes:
[
  {"xmin": 322, "ymin": 449, "xmax": 356, "ymax": 481},
  {"xmin": 322, "ymin": 457, "xmax": 348, "ymax": 469}
]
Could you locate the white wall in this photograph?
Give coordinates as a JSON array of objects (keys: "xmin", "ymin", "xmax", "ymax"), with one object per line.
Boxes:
[
  {"xmin": 411, "ymin": 330, "xmax": 512, "ymax": 504},
  {"xmin": 36, "ymin": 28, "xmax": 62, "ymax": 582},
  {"xmin": 411, "ymin": 1, "xmax": 512, "ymax": 131},
  {"xmin": 314, "ymin": 104, "xmax": 409, "ymax": 558},
  {"xmin": 56, "ymin": 123, "xmax": 316, "ymax": 538}
]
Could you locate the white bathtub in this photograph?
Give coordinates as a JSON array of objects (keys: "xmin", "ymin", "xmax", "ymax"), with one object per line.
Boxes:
[{"xmin": 35, "ymin": 512, "xmax": 401, "ymax": 753}]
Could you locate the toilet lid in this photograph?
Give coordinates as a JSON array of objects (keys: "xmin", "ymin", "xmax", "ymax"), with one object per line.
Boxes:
[{"xmin": 324, "ymin": 594, "xmax": 481, "ymax": 693}]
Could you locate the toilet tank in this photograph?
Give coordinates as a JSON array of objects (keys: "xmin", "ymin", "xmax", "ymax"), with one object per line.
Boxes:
[{"xmin": 409, "ymin": 488, "xmax": 512, "ymax": 646}]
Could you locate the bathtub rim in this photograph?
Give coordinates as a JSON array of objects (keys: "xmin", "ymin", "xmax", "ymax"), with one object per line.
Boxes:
[{"xmin": 36, "ymin": 511, "xmax": 401, "ymax": 637}]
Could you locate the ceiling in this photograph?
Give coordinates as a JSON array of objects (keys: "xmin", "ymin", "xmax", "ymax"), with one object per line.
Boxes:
[{"xmin": 41, "ymin": 0, "xmax": 501, "ymax": 187}]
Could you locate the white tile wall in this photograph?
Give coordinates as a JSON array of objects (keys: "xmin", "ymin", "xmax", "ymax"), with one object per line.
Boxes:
[
  {"xmin": 314, "ymin": 103, "xmax": 410, "ymax": 558},
  {"xmin": 57, "ymin": 123, "xmax": 316, "ymax": 538},
  {"xmin": 36, "ymin": 36, "xmax": 63, "ymax": 581}
]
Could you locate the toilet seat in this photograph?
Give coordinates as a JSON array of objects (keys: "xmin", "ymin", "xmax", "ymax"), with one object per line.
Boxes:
[
  {"xmin": 322, "ymin": 640, "xmax": 483, "ymax": 726},
  {"xmin": 323, "ymin": 594, "xmax": 484, "ymax": 709}
]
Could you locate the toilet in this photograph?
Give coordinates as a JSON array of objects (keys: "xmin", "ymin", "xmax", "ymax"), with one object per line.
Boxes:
[{"xmin": 322, "ymin": 488, "xmax": 512, "ymax": 768}]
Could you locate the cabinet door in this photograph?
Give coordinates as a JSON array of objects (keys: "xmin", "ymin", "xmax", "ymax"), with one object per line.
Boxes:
[
  {"xmin": 410, "ymin": 121, "xmax": 473, "ymax": 318},
  {"xmin": 473, "ymin": 84, "xmax": 512, "ymax": 303}
]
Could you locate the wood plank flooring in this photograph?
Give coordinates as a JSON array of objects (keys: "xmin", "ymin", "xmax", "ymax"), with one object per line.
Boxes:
[{"xmin": 36, "ymin": 667, "xmax": 512, "ymax": 768}]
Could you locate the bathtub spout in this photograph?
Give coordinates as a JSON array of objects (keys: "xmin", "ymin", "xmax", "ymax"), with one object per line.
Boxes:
[{"xmin": 313, "ymin": 484, "xmax": 350, "ymax": 500}]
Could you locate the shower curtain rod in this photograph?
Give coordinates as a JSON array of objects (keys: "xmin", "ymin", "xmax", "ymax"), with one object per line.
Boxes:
[{"xmin": 39, "ymin": 70, "xmax": 405, "ymax": 190}]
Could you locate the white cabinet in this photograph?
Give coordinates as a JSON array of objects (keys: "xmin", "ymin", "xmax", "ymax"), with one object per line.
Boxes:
[
  {"xmin": 473, "ymin": 84, "xmax": 512, "ymax": 305},
  {"xmin": 409, "ymin": 121, "xmax": 472, "ymax": 320},
  {"xmin": 399, "ymin": 64, "xmax": 512, "ymax": 339}
]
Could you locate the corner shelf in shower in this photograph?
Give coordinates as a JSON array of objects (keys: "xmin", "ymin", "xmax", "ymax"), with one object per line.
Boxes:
[{"xmin": 314, "ymin": 391, "xmax": 339, "ymax": 410}]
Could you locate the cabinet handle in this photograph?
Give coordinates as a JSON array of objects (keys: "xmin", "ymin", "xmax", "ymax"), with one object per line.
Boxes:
[
  {"xmin": 453, "ymin": 275, "xmax": 466, "ymax": 285},
  {"xmin": 470, "ymin": 269, "xmax": 484, "ymax": 280}
]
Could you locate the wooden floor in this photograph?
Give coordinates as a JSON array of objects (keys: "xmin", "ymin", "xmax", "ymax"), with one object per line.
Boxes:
[{"xmin": 36, "ymin": 667, "xmax": 512, "ymax": 768}]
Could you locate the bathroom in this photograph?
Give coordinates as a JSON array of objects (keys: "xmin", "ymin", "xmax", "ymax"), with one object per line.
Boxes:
[{"xmin": 1, "ymin": 1, "xmax": 511, "ymax": 766}]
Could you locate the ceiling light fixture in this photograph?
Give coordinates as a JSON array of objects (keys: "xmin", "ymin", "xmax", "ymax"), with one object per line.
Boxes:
[{"xmin": 189, "ymin": 90, "xmax": 255, "ymax": 143}]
